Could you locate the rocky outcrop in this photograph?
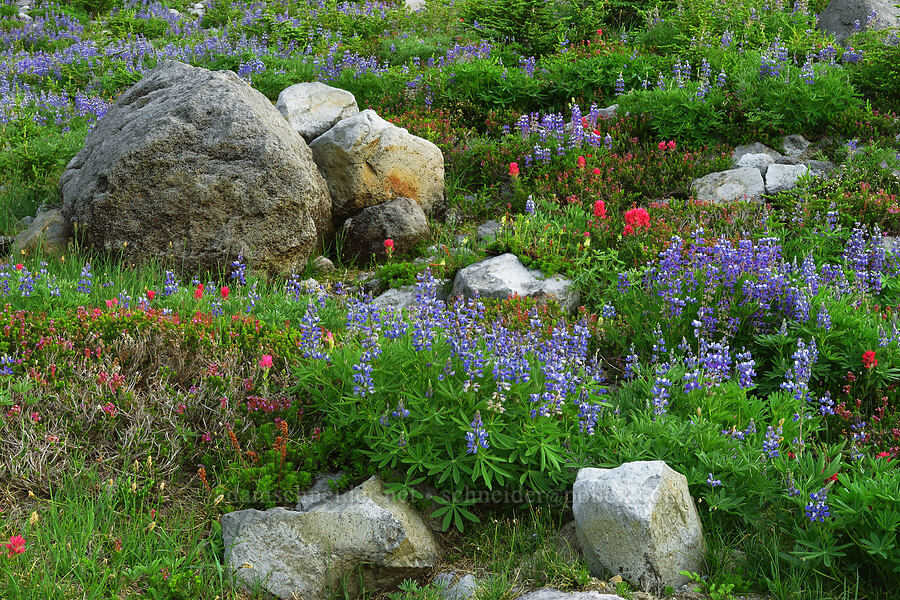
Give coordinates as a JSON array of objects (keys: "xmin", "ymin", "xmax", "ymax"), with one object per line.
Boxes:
[
  {"xmin": 817, "ymin": 0, "xmax": 899, "ymax": 42},
  {"xmin": 12, "ymin": 209, "xmax": 72, "ymax": 255}
]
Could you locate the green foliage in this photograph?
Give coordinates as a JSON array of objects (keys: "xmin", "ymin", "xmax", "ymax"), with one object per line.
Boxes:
[
  {"xmin": 846, "ymin": 32, "xmax": 900, "ymax": 110},
  {"xmin": 460, "ymin": 0, "xmax": 562, "ymax": 56},
  {"xmin": 72, "ymin": 0, "xmax": 122, "ymax": 15},
  {"xmin": 106, "ymin": 9, "xmax": 170, "ymax": 39}
]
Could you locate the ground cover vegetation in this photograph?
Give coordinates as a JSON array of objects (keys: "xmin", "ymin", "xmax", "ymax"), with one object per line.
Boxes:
[{"xmin": 0, "ymin": 0, "xmax": 899, "ymax": 598}]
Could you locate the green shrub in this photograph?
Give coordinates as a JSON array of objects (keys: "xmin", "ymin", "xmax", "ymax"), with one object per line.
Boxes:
[{"xmin": 460, "ymin": 0, "xmax": 562, "ymax": 56}]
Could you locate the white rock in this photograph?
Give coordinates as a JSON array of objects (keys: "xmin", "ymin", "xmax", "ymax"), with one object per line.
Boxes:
[
  {"xmin": 691, "ymin": 167, "xmax": 766, "ymax": 203},
  {"xmin": 735, "ymin": 152, "xmax": 775, "ymax": 175},
  {"xmin": 275, "ymin": 82, "xmax": 359, "ymax": 143},
  {"xmin": 310, "ymin": 109, "xmax": 445, "ymax": 220},
  {"xmin": 405, "ymin": 0, "xmax": 426, "ymax": 10},
  {"xmin": 765, "ymin": 163, "xmax": 810, "ymax": 194},
  {"xmin": 450, "ymin": 253, "xmax": 579, "ymax": 312},
  {"xmin": 476, "ymin": 220, "xmax": 502, "ymax": 242},
  {"xmin": 573, "ymin": 461, "xmax": 704, "ymax": 593}
]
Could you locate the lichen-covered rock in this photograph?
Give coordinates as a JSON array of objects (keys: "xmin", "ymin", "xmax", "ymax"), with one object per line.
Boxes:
[
  {"xmin": 573, "ymin": 461, "xmax": 704, "ymax": 593},
  {"xmin": 60, "ymin": 60, "xmax": 331, "ymax": 277},
  {"xmin": 310, "ymin": 109, "xmax": 445, "ymax": 221}
]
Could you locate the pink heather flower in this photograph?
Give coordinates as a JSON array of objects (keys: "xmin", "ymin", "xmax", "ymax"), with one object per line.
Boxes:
[
  {"xmin": 593, "ymin": 200, "xmax": 607, "ymax": 219},
  {"xmin": 5, "ymin": 535, "xmax": 25, "ymax": 557},
  {"xmin": 202, "ymin": 432, "xmax": 212, "ymax": 443},
  {"xmin": 622, "ymin": 224, "xmax": 635, "ymax": 237},
  {"xmin": 101, "ymin": 402, "xmax": 117, "ymax": 417},
  {"xmin": 592, "ymin": 167, "xmax": 601, "ymax": 175},
  {"xmin": 658, "ymin": 141, "xmax": 666, "ymax": 150},
  {"xmin": 106, "ymin": 298, "xmax": 118, "ymax": 309},
  {"xmin": 577, "ymin": 156, "xmax": 586, "ymax": 169},
  {"xmin": 667, "ymin": 140, "xmax": 676, "ymax": 150},
  {"xmin": 29, "ymin": 411, "xmax": 40, "ymax": 424},
  {"xmin": 508, "ymin": 162, "xmax": 519, "ymax": 177},
  {"xmin": 176, "ymin": 404, "xmax": 186, "ymax": 415},
  {"xmin": 259, "ymin": 355, "xmax": 274, "ymax": 369}
]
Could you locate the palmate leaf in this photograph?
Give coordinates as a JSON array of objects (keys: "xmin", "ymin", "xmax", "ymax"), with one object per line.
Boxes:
[{"xmin": 430, "ymin": 494, "xmax": 479, "ymax": 532}]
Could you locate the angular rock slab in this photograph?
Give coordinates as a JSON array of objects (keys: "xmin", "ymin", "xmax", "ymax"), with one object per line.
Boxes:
[
  {"xmin": 573, "ymin": 461, "xmax": 704, "ymax": 593},
  {"xmin": 344, "ymin": 196, "xmax": 430, "ymax": 260},
  {"xmin": 275, "ymin": 82, "xmax": 359, "ymax": 143},
  {"xmin": 517, "ymin": 590, "xmax": 623, "ymax": 600},
  {"xmin": 450, "ymin": 253, "xmax": 580, "ymax": 312},
  {"xmin": 223, "ymin": 476, "xmax": 440, "ymax": 600},
  {"xmin": 434, "ymin": 572, "xmax": 478, "ymax": 600},
  {"xmin": 765, "ymin": 163, "xmax": 810, "ymax": 194},
  {"xmin": 691, "ymin": 167, "xmax": 765, "ymax": 202},
  {"xmin": 13, "ymin": 209, "xmax": 72, "ymax": 255},
  {"xmin": 817, "ymin": 0, "xmax": 899, "ymax": 42},
  {"xmin": 310, "ymin": 109, "xmax": 445, "ymax": 221},
  {"xmin": 60, "ymin": 60, "xmax": 331, "ymax": 277}
]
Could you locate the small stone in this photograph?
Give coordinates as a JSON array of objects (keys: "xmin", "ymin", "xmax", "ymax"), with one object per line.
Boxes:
[
  {"xmin": 13, "ymin": 209, "xmax": 72, "ymax": 256},
  {"xmin": 433, "ymin": 572, "xmax": 477, "ymax": 600},
  {"xmin": 805, "ymin": 160, "xmax": 835, "ymax": 177},
  {"xmin": 311, "ymin": 256, "xmax": 335, "ymax": 272},
  {"xmin": 476, "ymin": 220, "xmax": 502, "ymax": 243},
  {"xmin": 732, "ymin": 142, "xmax": 782, "ymax": 165},
  {"xmin": 608, "ymin": 575, "xmax": 623, "ymax": 585}
]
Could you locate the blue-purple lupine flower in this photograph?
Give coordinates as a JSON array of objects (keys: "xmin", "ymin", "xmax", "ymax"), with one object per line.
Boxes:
[
  {"xmin": 230, "ymin": 252, "xmax": 247, "ymax": 285},
  {"xmin": 525, "ymin": 197, "xmax": 536, "ymax": 214},
  {"xmin": 578, "ymin": 402, "xmax": 601, "ymax": 435},
  {"xmin": 466, "ymin": 411, "xmax": 489, "ymax": 454},
  {"xmin": 245, "ymin": 281, "xmax": 260, "ymax": 313},
  {"xmin": 352, "ymin": 332, "xmax": 381, "ymax": 397},
  {"xmin": 735, "ymin": 349, "xmax": 756, "ymax": 389},
  {"xmin": 391, "ymin": 400, "xmax": 409, "ymax": 419},
  {"xmin": 602, "ymin": 304, "xmax": 616, "ymax": 318},
  {"xmin": 651, "ymin": 364, "xmax": 671, "ymax": 415},
  {"xmin": 707, "ymin": 473, "xmax": 722, "ymax": 487},
  {"xmin": 805, "ymin": 488, "xmax": 831, "ymax": 523},
  {"xmin": 816, "ymin": 304, "xmax": 832, "ymax": 331},
  {"xmin": 163, "ymin": 270, "xmax": 179, "ymax": 296},
  {"xmin": 624, "ymin": 346, "xmax": 639, "ymax": 380},
  {"xmin": 763, "ymin": 423, "xmax": 783, "ymax": 459},
  {"xmin": 781, "ymin": 338, "xmax": 817, "ymax": 403},
  {"xmin": 77, "ymin": 263, "xmax": 92, "ymax": 294},
  {"xmin": 0, "ymin": 355, "xmax": 14, "ymax": 376},
  {"xmin": 17, "ymin": 268, "xmax": 34, "ymax": 297},
  {"xmin": 615, "ymin": 72, "xmax": 625, "ymax": 95}
]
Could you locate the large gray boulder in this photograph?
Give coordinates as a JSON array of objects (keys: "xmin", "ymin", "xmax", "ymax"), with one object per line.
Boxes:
[
  {"xmin": 817, "ymin": 0, "xmax": 899, "ymax": 42},
  {"xmin": 691, "ymin": 167, "xmax": 766, "ymax": 202},
  {"xmin": 275, "ymin": 82, "xmax": 358, "ymax": 143},
  {"xmin": 765, "ymin": 163, "xmax": 810, "ymax": 194},
  {"xmin": 60, "ymin": 60, "xmax": 331, "ymax": 277},
  {"xmin": 344, "ymin": 196, "xmax": 430, "ymax": 260},
  {"xmin": 451, "ymin": 253, "xmax": 580, "ymax": 312},
  {"xmin": 573, "ymin": 461, "xmax": 704, "ymax": 593},
  {"xmin": 310, "ymin": 109, "xmax": 445, "ymax": 222},
  {"xmin": 223, "ymin": 476, "xmax": 440, "ymax": 599}
]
